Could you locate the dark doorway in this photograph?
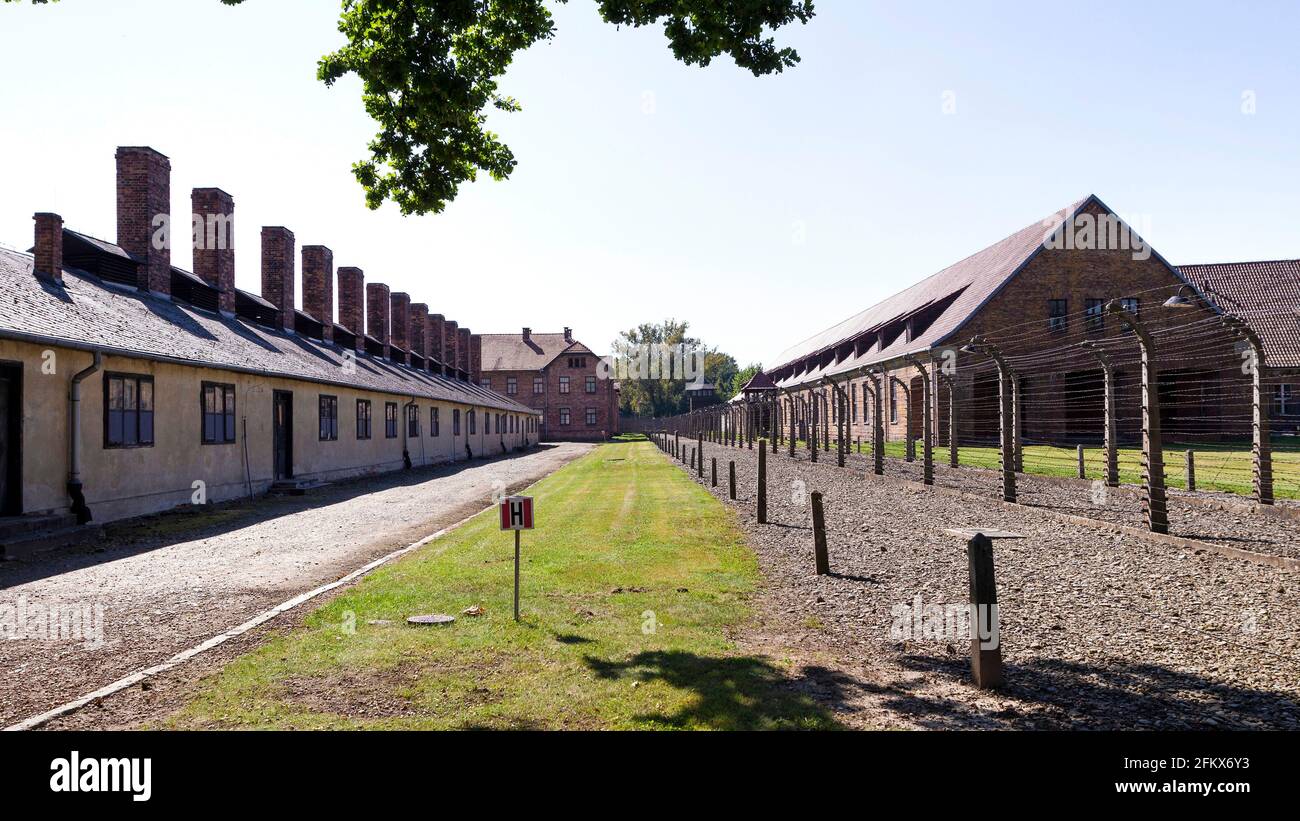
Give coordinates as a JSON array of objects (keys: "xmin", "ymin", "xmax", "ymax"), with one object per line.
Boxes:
[
  {"xmin": 273, "ymin": 390, "xmax": 293, "ymax": 480},
  {"xmin": 0, "ymin": 363, "xmax": 21, "ymax": 516}
]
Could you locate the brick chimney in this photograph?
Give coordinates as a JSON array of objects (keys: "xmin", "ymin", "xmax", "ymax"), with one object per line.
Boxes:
[
  {"xmin": 260, "ymin": 226, "xmax": 296, "ymax": 331},
  {"xmin": 563, "ymin": 326, "xmax": 573, "ymax": 343},
  {"xmin": 522, "ymin": 327, "xmax": 531, "ymax": 342},
  {"xmin": 366, "ymin": 282, "xmax": 391, "ymax": 358},
  {"xmin": 470, "ymin": 334, "xmax": 482, "ymax": 384},
  {"xmin": 390, "ymin": 292, "xmax": 410, "ymax": 363},
  {"xmin": 410, "ymin": 303, "xmax": 429, "ymax": 369},
  {"xmin": 116, "ymin": 146, "xmax": 171, "ymax": 294},
  {"xmin": 430, "ymin": 314, "xmax": 447, "ymax": 375},
  {"xmin": 458, "ymin": 327, "xmax": 471, "ymax": 377},
  {"xmin": 444, "ymin": 320, "xmax": 459, "ymax": 375},
  {"xmin": 301, "ymin": 245, "xmax": 334, "ymax": 342},
  {"xmin": 337, "ymin": 266, "xmax": 365, "ymax": 351},
  {"xmin": 33, "ymin": 213, "xmax": 63, "ymax": 285},
  {"xmin": 191, "ymin": 188, "xmax": 235, "ymax": 313}
]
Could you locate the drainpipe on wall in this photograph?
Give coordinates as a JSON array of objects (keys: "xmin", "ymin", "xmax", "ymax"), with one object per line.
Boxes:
[
  {"xmin": 401, "ymin": 399, "xmax": 415, "ymax": 469},
  {"xmin": 68, "ymin": 350, "xmax": 103, "ymax": 524}
]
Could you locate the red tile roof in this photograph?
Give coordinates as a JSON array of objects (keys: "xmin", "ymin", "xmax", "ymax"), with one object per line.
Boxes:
[
  {"xmin": 1178, "ymin": 259, "xmax": 1300, "ymax": 369},
  {"xmin": 770, "ymin": 196, "xmax": 1092, "ymax": 377}
]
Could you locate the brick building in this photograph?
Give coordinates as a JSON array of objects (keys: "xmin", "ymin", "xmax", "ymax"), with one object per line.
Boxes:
[
  {"xmin": 480, "ymin": 328, "xmax": 619, "ymax": 441},
  {"xmin": 765, "ymin": 195, "xmax": 1295, "ymax": 447},
  {"xmin": 0, "ymin": 146, "xmax": 539, "ymax": 529}
]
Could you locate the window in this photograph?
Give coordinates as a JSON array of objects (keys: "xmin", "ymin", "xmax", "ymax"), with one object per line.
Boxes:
[
  {"xmin": 431, "ymin": 407, "xmax": 440, "ymax": 437},
  {"xmin": 533, "ymin": 377, "xmax": 544, "ymax": 395},
  {"xmin": 1048, "ymin": 299, "xmax": 1068, "ymax": 333},
  {"xmin": 356, "ymin": 399, "xmax": 372, "ymax": 440},
  {"xmin": 481, "ymin": 378, "xmax": 491, "ymax": 390},
  {"xmin": 105, "ymin": 373, "xmax": 154, "ymax": 448},
  {"xmin": 1120, "ymin": 297, "xmax": 1140, "ymax": 317},
  {"xmin": 559, "ymin": 376, "xmax": 570, "ymax": 394},
  {"xmin": 506, "ymin": 377, "xmax": 517, "ymax": 395},
  {"xmin": 453, "ymin": 408, "xmax": 461, "ymax": 436},
  {"xmin": 586, "ymin": 408, "xmax": 597, "ymax": 426},
  {"xmin": 568, "ymin": 356, "xmax": 587, "ymax": 368},
  {"xmin": 201, "ymin": 382, "xmax": 236, "ymax": 444},
  {"xmin": 1276, "ymin": 385, "xmax": 1295, "ymax": 416},
  {"xmin": 385, "ymin": 402, "xmax": 398, "ymax": 438},
  {"xmin": 407, "ymin": 404, "xmax": 420, "ymax": 437},
  {"xmin": 1085, "ymin": 298, "xmax": 1105, "ymax": 332},
  {"xmin": 319, "ymin": 395, "xmax": 339, "ymax": 441},
  {"xmin": 469, "ymin": 410, "xmax": 476, "ymax": 435},
  {"xmin": 585, "ymin": 375, "xmax": 596, "ymax": 394},
  {"xmin": 559, "ymin": 407, "xmax": 571, "ymax": 426}
]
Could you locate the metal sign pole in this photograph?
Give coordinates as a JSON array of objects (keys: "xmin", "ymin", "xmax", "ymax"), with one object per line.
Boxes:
[{"xmin": 514, "ymin": 528, "xmax": 521, "ymax": 622}]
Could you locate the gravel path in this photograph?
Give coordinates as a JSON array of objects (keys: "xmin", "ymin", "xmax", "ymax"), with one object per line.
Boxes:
[
  {"xmin": 667, "ymin": 437, "xmax": 1300, "ymax": 730},
  {"xmin": 0, "ymin": 443, "xmax": 592, "ymax": 728}
]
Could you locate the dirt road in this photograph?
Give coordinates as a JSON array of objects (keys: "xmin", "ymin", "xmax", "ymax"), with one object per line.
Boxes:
[{"xmin": 0, "ymin": 443, "xmax": 592, "ymax": 727}]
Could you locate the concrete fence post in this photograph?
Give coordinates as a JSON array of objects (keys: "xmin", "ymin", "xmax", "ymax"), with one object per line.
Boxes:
[
  {"xmin": 811, "ymin": 491, "xmax": 829, "ymax": 575},
  {"xmin": 757, "ymin": 443, "xmax": 768, "ymax": 524}
]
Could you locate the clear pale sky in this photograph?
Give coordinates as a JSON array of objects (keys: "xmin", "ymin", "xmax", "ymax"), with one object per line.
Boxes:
[{"xmin": 1, "ymin": 1, "xmax": 1297, "ymax": 367}]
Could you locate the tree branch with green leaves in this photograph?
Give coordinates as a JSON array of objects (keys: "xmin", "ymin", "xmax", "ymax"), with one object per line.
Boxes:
[{"xmin": 9, "ymin": 0, "xmax": 813, "ymax": 214}]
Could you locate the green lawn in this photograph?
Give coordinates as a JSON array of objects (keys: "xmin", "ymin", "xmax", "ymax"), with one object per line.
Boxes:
[
  {"xmin": 160, "ymin": 440, "xmax": 837, "ymax": 730},
  {"xmin": 789, "ymin": 436, "xmax": 1300, "ymax": 499}
]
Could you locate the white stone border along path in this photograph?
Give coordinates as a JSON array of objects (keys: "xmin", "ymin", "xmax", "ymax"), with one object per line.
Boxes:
[{"xmin": 3, "ymin": 501, "xmax": 497, "ymax": 732}]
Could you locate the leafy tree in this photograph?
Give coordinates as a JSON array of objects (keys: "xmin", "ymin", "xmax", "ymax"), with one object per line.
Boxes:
[
  {"xmin": 610, "ymin": 319, "xmax": 760, "ymax": 417},
  {"xmin": 8, "ymin": 0, "xmax": 814, "ymax": 214}
]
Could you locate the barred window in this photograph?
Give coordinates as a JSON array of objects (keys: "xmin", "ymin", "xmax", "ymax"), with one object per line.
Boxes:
[
  {"xmin": 319, "ymin": 395, "xmax": 339, "ymax": 441},
  {"xmin": 385, "ymin": 402, "xmax": 398, "ymax": 438},
  {"xmin": 1048, "ymin": 299, "xmax": 1068, "ymax": 333},
  {"xmin": 202, "ymin": 382, "xmax": 236, "ymax": 444},
  {"xmin": 105, "ymin": 373, "xmax": 154, "ymax": 448},
  {"xmin": 356, "ymin": 399, "xmax": 372, "ymax": 439}
]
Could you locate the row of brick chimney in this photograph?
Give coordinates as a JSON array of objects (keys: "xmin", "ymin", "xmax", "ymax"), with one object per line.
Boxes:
[{"xmin": 30, "ymin": 146, "xmax": 482, "ymax": 383}]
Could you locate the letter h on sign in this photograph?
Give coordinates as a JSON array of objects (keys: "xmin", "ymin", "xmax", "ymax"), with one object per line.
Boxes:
[{"xmin": 500, "ymin": 496, "xmax": 534, "ymax": 530}]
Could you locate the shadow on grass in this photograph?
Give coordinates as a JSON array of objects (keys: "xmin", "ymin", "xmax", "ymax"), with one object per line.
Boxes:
[{"xmin": 584, "ymin": 650, "xmax": 846, "ymax": 730}]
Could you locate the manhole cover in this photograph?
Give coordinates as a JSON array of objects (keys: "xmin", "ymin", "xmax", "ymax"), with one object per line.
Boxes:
[{"xmin": 407, "ymin": 614, "xmax": 456, "ymax": 626}]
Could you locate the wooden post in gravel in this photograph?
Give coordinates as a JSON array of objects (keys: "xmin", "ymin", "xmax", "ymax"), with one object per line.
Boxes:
[
  {"xmin": 1077, "ymin": 444, "xmax": 1086, "ymax": 479},
  {"xmin": 1186, "ymin": 450, "xmax": 1196, "ymax": 492},
  {"xmin": 690, "ymin": 447, "xmax": 696, "ymax": 471},
  {"xmin": 728, "ymin": 461, "xmax": 736, "ymax": 500},
  {"xmin": 697, "ymin": 435, "xmax": 704, "ymax": 478},
  {"xmin": 1107, "ymin": 301, "xmax": 1168, "ymax": 534},
  {"xmin": 1081, "ymin": 342, "xmax": 1119, "ymax": 487},
  {"xmin": 711, "ymin": 457, "xmax": 717, "ymax": 487},
  {"xmin": 811, "ymin": 491, "xmax": 830, "ymax": 575},
  {"xmin": 757, "ymin": 443, "xmax": 768, "ymax": 524},
  {"xmin": 967, "ymin": 533, "xmax": 1003, "ymax": 689}
]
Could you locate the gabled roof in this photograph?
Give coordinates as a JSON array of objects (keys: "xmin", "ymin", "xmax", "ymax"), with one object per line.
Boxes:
[
  {"xmin": 0, "ymin": 247, "xmax": 537, "ymax": 414},
  {"xmin": 770, "ymin": 196, "xmax": 1093, "ymax": 374},
  {"xmin": 480, "ymin": 332, "xmax": 598, "ymax": 372},
  {"xmin": 1178, "ymin": 259, "xmax": 1300, "ymax": 369},
  {"xmin": 739, "ymin": 370, "xmax": 777, "ymax": 392}
]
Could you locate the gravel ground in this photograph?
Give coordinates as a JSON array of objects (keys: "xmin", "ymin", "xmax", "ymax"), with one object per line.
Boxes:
[
  {"xmin": 0, "ymin": 443, "xmax": 592, "ymax": 728},
  {"xmin": 668, "ymin": 437, "xmax": 1299, "ymax": 730}
]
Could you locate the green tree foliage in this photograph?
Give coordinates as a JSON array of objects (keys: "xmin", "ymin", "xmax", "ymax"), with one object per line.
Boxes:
[
  {"xmin": 611, "ymin": 319, "xmax": 761, "ymax": 417},
  {"xmin": 8, "ymin": 0, "xmax": 814, "ymax": 214}
]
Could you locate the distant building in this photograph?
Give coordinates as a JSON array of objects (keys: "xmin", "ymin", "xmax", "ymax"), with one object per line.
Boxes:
[
  {"xmin": 685, "ymin": 381, "xmax": 722, "ymax": 411},
  {"xmin": 480, "ymin": 328, "xmax": 620, "ymax": 441}
]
